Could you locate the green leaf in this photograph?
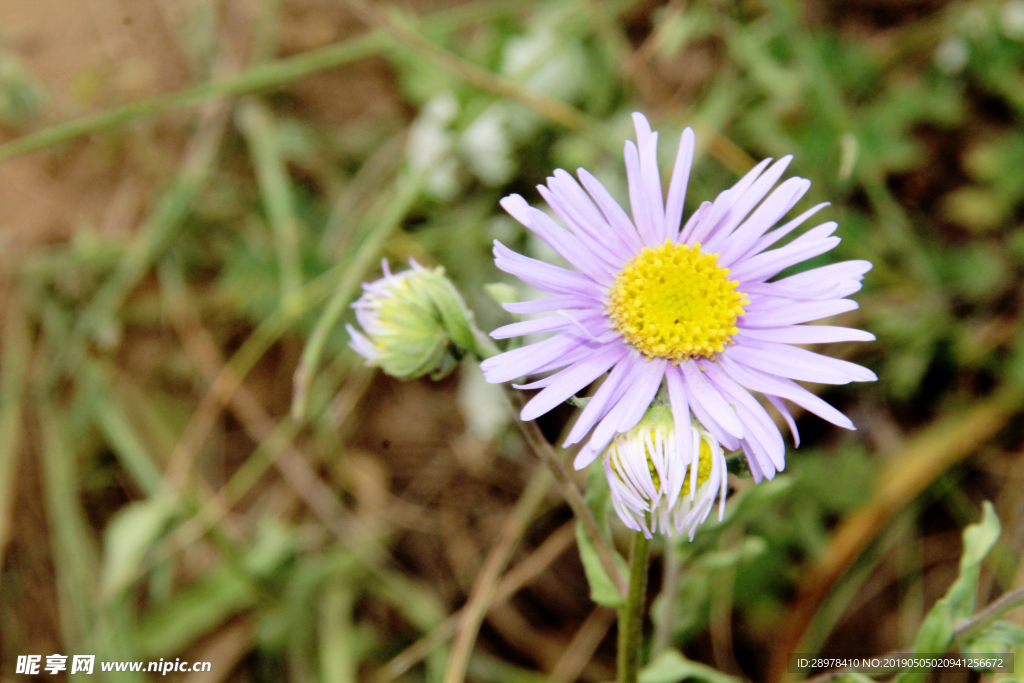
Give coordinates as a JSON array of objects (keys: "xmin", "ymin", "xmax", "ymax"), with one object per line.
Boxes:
[
  {"xmin": 100, "ymin": 495, "xmax": 180, "ymax": 598},
  {"xmin": 575, "ymin": 520, "xmax": 627, "ymax": 608},
  {"xmin": 136, "ymin": 567, "xmax": 256, "ymax": 658},
  {"xmin": 241, "ymin": 517, "xmax": 300, "ymax": 579},
  {"xmin": 892, "ymin": 502, "xmax": 1001, "ymax": 683},
  {"xmin": 961, "ymin": 620, "xmax": 1024, "ymax": 657},
  {"xmin": 698, "ymin": 536, "xmax": 768, "ymax": 570},
  {"xmin": 950, "ymin": 501, "xmax": 1002, "ymax": 619},
  {"xmin": 576, "ymin": 465, "xmax": 628, "ymax": 607},
  {"xmin": 639, "ymin": 649, "xmax": 741, "ymax": 683}
]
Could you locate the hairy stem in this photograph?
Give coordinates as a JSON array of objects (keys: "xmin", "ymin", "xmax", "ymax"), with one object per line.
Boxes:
[
  {"xmin": 618, "ymin": 532, "xmax": 650, "ymax": 683},
  {"xmin": 505, "ymin": 388, "xmax": 626, "ymax": 597},
  {"xmin": 652, "ymin": 534, "xmax": 681, "ymax": 658}
]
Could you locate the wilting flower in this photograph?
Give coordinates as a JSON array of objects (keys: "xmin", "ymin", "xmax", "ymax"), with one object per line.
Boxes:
[
  {"xmin": 482, "ymin": 113, "xmax": 875, "ymax": 481},
  {"xmin": 605, "ymin": 401, "xmax": 726, "ymax": 539},
  {"xmin": 348, "ymin": 259, "xmax": 478, "ymax": 380}
]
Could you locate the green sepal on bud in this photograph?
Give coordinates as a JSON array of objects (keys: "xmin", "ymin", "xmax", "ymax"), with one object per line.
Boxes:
[{"xmin": 348, "ymin": 260, "xmax": 483, "ymax": 381}]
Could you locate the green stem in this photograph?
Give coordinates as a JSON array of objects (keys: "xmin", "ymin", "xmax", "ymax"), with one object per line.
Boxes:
[
  {"xmin": 952, "ymin": 584, "xmax": 1024, "ymax": 646},
  {"xmin": 618, "ymin": 531, "xmax": 651, "ymax": 683}
]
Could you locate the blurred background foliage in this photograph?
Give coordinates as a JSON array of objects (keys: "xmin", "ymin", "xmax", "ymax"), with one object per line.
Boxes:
[{"xmin": 2, "ymin": 0, "xmax": 1024, "ymax": 681}]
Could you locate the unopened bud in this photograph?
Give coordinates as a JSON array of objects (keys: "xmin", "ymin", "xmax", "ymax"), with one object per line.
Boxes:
[
  {"xmin": 604, "ymin": 402, "xmax": 728, "ymax": 539},
  {"xmin": 347, "ymin": 259, "xmax": 478, "ymax": 381}
]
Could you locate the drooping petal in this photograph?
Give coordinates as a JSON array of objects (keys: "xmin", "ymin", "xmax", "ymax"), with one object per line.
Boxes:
[
  {"xmin": 520, "ymin": 343, "xmax": 630, "ymax": 421},
  {"xmin": 686, "ymin": 392, "xmax": 742, "ymax": 452},
  {"xmin": 664, "ymin": 366, "xmax": 693, "ymax": 508},
  {"xmin": 742, "ymin": 441, "xmax": 766, "ymax": 483},
  {"xmin": 663, "ymin": 370, "xmax": 691, "ymax": 462},
  {"xmin": 566, "ymin": 350, "xmax": 644, "ymax": 450},
  {"xmin": 766, "ymin": 394, "xmax": 800, "ymax": 447},
  {"xmin": 741, "ymin": 434, "xmax": 777, "ymax": 480},
  {"xmin": 718, "ymin": 355, "xmax": 855, "ymax": 430},
  {"xmin": 574, "ymin": 358, "xmax": 666, "ymax": 468},
  {"xmin": 481, "ymin": 332, "xmax": 588, "ymax": 384},
  {"xmin": 680, "ymin": 362, "xmax": 744, "ymax": 439},
  {"xmin": 702, "ymin": 363, "xmax": 785, "ymax": 471},
  {"xmin": 615, "ymin": 358, "xmax": 668, "ymax": 432}
]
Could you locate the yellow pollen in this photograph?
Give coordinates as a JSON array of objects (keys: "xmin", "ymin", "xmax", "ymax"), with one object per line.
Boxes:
[
  {"xmin": 607, "ymin": 240, "xmax": 748, "ymax": 361},
  {"xmin": 611, "ymin": 433, "xmax": 713, "ymax": 501},
  {"xmin": 680, "ymin": 438, "xmax": 713, "ymax": 497}
]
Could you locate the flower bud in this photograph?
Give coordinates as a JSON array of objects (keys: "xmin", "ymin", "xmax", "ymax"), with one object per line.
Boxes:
[
  {"xmin": 604, "ymin": 402, "xmax": 728, "ymax": 539},
  {"xmin": 347, "ymin": 260, "xmax": 478, "ymax": 381}
]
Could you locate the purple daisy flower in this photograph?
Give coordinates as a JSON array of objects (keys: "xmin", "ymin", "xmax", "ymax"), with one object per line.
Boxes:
[{"xmin": 481, "ymin": 112, "xmax": 876, "ymax": 481}]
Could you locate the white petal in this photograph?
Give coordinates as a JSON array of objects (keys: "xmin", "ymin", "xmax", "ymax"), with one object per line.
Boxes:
[
  {"xmin": 739, "ymin": 299, "xmax": 859, "ymax": 327},
  {"xmin": 520, "ymin": 344, "xmax": 629, "ymax": 421},
  {"xmin": 738, "ymin": 325, "xmax": 875, "ymax": 344},
  {"xmin": 718, "ymin": 355, "xmax": 855, "ymax": 430},
  {"xmin": 665, "ymin": 128, "xmax": 695, "ymax": 240},
  {"xmin": 566, "ymin": 351, "xmax": 643, "ymax": 448},
  {"xmin": 680, "ymin": 362, "xmax": 744, "ymax": 439},
  {"xmin": 731, "ymin": 237, "xmax": 841, "ymax": 283}
]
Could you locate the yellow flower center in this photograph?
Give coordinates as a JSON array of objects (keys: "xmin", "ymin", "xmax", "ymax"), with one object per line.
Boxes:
[{"xmin": 607, "ymin": 240, "xmax": 747, "ymax": 361}]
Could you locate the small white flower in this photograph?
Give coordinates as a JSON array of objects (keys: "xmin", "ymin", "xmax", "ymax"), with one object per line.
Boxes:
[
  {"xmin": 604, "ymin": 402, "xmax": 727, "ymax": 539},
  {"xmin": 934, "ymin": 35, "xmax": 969, "ymax": 75},
  {"xmin": 1002, "ymin": 1, "xmax": 1024, "ymax": 39}
]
